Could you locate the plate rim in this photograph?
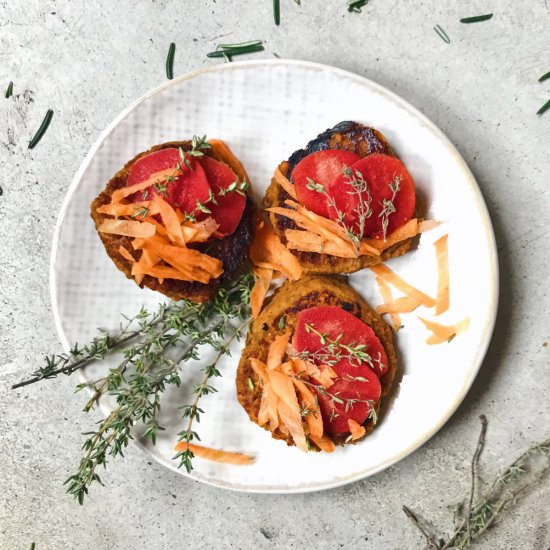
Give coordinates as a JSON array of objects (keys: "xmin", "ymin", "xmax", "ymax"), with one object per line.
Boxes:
[{"xmin": 49, "ymin": 58, "xmax": 499, "ymax": 494}]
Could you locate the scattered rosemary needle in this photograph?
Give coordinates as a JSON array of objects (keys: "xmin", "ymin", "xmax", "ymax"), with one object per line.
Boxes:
[
  {"xmin": 28, "ymin": 109, "xmax": 54, "ymax": 149},
  {"xmin": 460, "ymin": 13, "xmax": 493, "ymax": 23},
  {"xmin": 537, "ymin": 98, "xmax": 550, "ymax": 117},
  {"xmin": 347, "ymin": 0, "xmax": 369, "ymax": 13},
  {"xmin": 273, "ymin": 0, "xmax": 280, "ymax": 25},
  {"xmin": 206, "ymin": 40, "xmax": 264, "ymax": 62},
  {"xmin": 5, "ymin": 81, "xmax": 13, "ymax": 99},
  {"xmin": 538, "ymin": 71, "xmax": 550, "ymax": 83},
  {"xmin": 166, "ymin": 42, "xmax": 176, "ymax": 80},
  {"xmin": 434, "ymin": 24, "xmax": 450, "ymax": 44}
]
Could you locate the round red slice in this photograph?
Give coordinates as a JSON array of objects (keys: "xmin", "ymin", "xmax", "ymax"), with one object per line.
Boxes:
[
  {"xmin": 291, "ymin": 150, "xmax": 361, "ymax": 217},
  {"xmin": 199, "ymin": 156, "xmax": 246, "ymax": 236},
  {"xmin": 294, "ymin": 306, "xmax": 388, "ymax": 434},
  {"xmin": 127, "ymin": 148, "xmax": 211, "ymax": 215},
  {"xmin": 329, "ymin": 153, "xmax": 416, "ymax": 239}
]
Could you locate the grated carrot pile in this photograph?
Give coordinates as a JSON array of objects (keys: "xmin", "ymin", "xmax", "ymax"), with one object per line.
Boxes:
[{"xmin": 97, "ymin": 177, "xmax": 223, "ymax": 285}]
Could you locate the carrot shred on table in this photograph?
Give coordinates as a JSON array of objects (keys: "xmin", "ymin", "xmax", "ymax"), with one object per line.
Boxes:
[
  {"xmin": 249, "ymin": 220, "xmax": 302, "ymax": 281},
  {"xmin": 434, "ymin": 234, "xmax": 450, "ymax": 315},
  {"xmin": 348, "ymin": 419, "xmax": 366, "ymax": 441},
  {"xmin": 250, "ymin": 266, "xmax": 273, "ymax": 319},
  {"xmin": 309, "ymin": 434, "xmax": 336, "ymax": 453},
  {"xmin": 370, "ymin": 264, "xmax": 435, "ymax": 308},
  {"xmin": 118, "ymin": 245, "xmax": 136, "ymax": 263},
  {"xmin": 418, "ymin": 316, "xmax": 470, "ymax": 345},
  {"xmin": 111, "ymin": 167, "xmax": 182, "ymax": 203},
  {"xmin": 375, "ymin": 296, "xmax": 422, "ymax": 315},
  {"xmin": 375, "ymin": 277, "xmax": 401, "ymax": 332},
  {"xmin": 267, "ymin": 333, "xmax": 291, "ymax": 370},
  {"xmin": 208, "ymin": 139, "xmax": 250, "ymax": 185},
  {"xmin": 98, "ymin": 219, "xmax": 156, "ymax": 238},
  {"xmin": 274, "ymin": 167, "xmax": 298, "ymax": 200},
  {"xmin": 174, "ymin": 442, "xmax": 254, "ymax": 465}
]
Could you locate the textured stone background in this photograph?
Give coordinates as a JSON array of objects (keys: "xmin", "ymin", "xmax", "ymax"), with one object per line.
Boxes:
[{"xmin": 1, "ymin": 1, "xmax": 549, "ymax": 549}]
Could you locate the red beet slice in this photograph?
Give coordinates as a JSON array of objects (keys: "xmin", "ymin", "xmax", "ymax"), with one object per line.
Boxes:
[
  {"xmin": 199, "ymin": 156, "xmax": 246, "ymax": 236},
  {"xmin": 294, "ymin": 306, "xmax": 388, "ymax": 434},
  {"xmin": 328, "ymin": 153, "xmax": 416, "ymax": 239},
  {"xmin": 291, "ymin": 150, "xmax": 361, "ymax": 217},
  {"xmin": 127, "ymin": 148, "xmax": 211, "ymax": 215}
]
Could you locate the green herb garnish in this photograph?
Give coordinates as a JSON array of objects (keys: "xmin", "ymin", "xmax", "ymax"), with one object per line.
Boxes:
[
  {"xmin": 347, "ymin": 0, "xmax": 369, "ymax": 13},
  {"xmin": 207, "ymin": 41, "xmax": 264, "ymax": 62},
  {"xmin": 273, "ymin": 0, "xmax": 280, "ymax": 25},
  {"xmin": 460, "ymin": 14, "xmax": 493, "ymax": 23},
  {"xmin": 5, "ymin": 81, "xmax": 13, "ymax": 99},
  {"xmin": 537, "ymin": 98, "xmax": 550, "ymax": 116},
  {"xmin": 28, "ymin": 109, "xmax": 54, "ymax": 149},
  {"xmin": 278, "ymin": 316, "xmax": 286, "ymax": 329},
  {"xmin": 247, "ymin": 377, "xmax": 254, "ymax": 391},
  {"xmin": 166, "ymin": 42, "xmax": 176, "ymax": 80},
  {"xmin": 13, "ymin": 273, "xmax": 254, "ymax": 503},
  {"xmin": 434, "ymin": 24, "xmax": 450, "ymax": 44},
  {"xmin": 538, "ymin": 71, "xmax": 550, "ymax": 83}
]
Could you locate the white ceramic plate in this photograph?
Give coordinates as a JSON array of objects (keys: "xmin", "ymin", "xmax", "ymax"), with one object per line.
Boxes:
[{"xmin": 51, "ymin": 60, "xmax": 498, "ymax": 493}]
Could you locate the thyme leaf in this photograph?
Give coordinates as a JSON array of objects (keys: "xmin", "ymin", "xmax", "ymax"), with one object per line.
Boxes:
[
  {"xmin": 207, "ymin": 41, "xmax": 264, "ymax": 62},
  {"xmin": 434, "ymin": 25, "xmax": 451, "ymax": 44},
  {"xmin": 5, "ymin": 81, "xmax": 13, "ymax": 99},
  {"xmin": 347, "ymin": 0, "xmax": 369, "ymax": 13},
  {"xmin": 166, "ymin": 42, "xmax": 176, "ymax": 80}
]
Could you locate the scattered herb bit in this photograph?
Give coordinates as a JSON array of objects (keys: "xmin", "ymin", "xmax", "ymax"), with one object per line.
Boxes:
[
  {"xmin": 131, "ymin": 206, "xmax": 150, "ymax": 220},
  {"xmin": 278, "ymin": 315, "xmax": 286, "ymax": 329},
  {"xmin": 28, "ymin": 109, "xmax": 54, "ymax": 149},
  {"xmin": 460, "ymin": 14, "xmax": 493, "ymax": 24},
  {"xmin": 537, "ymin": 98, "xmax": 550, "ymax": 116},
  {"xmin": 434, "ymin": 24, "xmax": 451, "ymax": 44},
  {"xmin": 347, "ymin": 0, "xmax": 369, "ymax": 13},
  {"xmin": 538, "ymin": 71, "xmax": 550, "ymax": 83},
  {"xmin": 207, "ymin": 40, "xmax": 264, "ymax": 62},
  {"xmin": 5, "ymin": 81, "xmax": 13, "ymax": 99},
  {"xmin": 166, "ymin": 42, "xmax": 176, "ymax": 80},
  {"xmin": 378, "ymin": 175, "xmax": 401, "ymax": 240},
  {"xmin": 403, "ymin": 415, "xmax": 550, "ymax": 549},
  {"xmin": 247, "ymin": 377, "xmax": 254, "ymax": 391},
  {"xmin": 294, "ymin": 0, "xmax": 301, "ymax": 4},
  {"xmin": 273, "ymin": 0, "xmax": 280, "ymax": 25},
  {"xmin": 0, "ymin": 186, "xmax": 3, "ymax": 197}
]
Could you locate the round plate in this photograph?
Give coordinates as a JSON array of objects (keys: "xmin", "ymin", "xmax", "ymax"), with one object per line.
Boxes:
[{"xmin": 51, "ymin": 60, "xmax": 498, "ymax": 493}]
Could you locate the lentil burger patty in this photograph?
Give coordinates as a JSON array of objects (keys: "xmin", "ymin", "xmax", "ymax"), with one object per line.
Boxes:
[
  {"xmin": 264, "ymin": 121, "xmax": 419, "ymax": 274},
  {"xmin": 91, "ymin": 141, "xmax": 254, "ymax": 302},
  {"xmin": 236, "ymin": 275, "xmax": 397, "ymax": 449}
]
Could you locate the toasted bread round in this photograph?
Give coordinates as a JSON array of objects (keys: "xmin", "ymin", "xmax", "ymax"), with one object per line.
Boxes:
[
  {"xmin": 236, "ymin": 275, "xmax": 397, "ymax": 449},
  {"xmin": 90, "ymin": 141, "xmax": 254, "ymax": 302},
  {"xmin": 264, "ymin": 121, "xmax": 417, "ymax": 274}
]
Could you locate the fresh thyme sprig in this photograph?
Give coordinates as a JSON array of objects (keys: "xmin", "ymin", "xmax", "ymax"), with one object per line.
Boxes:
[
  {"xmin": 306, "ymin": 164, "xmax": 373, "ymax": 253},
  {"xmin": 294, "ymin": 322, "xmax": 377, "ymax": 369},
  {"xmin": 207, "ymin": 41, "xmax": 264, "ymax": 63},
  {"xmin": 403, "ymin": 415, "xmax": 550, "ymax": 549},
  {"xmin": 15, "ymin": 273, "xmax": 253, "ymax": 503},
  {"xmin": 379, "ymin": 174, "xmax": 401, "ymax": 239},
  {"xmin": 175, "ymin": 317, "xmax": 250, "ymax": 472}
]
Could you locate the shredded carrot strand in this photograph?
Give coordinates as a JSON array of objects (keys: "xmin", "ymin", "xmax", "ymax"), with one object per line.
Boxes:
[
  {"xmin": 111, "ymin": 167, "xmax": 182, "ymax": 203},
  {"xmin": 274, "ymin": 167, "xmax": 298, "ymax": 199},
  {"xmin": 174, "ymin": 442, "xmax": 254, "ymax": 465},
  {"xmin": 370, "ymin": 264, "xmax": 435, "ymax": 308},
  {"xmin": 375, "ymin": 277, "xmax": 401, "ymax": 332},
  {"xmin": 250, "ymin": 266, "xmax": 272, "ymax": 319},
  {"xmin": 348, "ymin": 419, "xmax": 366, "ymax": 440},
  {"xmin": 434, "ymin": 234, "xmax": 450, "ymax": 315},
  {"xmin": 375, "ymin": 296, "xmax": 422, "ymax": 315},
  {"xmin": 118, "ymin": 245, "xmax": 136, "ymax": 263},
  {"xmin": 208, "ymin": 139, "xmax": 250, "ymax": 185}
]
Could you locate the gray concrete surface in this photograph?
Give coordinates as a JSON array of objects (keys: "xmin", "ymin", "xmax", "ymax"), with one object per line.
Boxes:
[{"xmin": 1, "ymin": 1, "xmax": 549, "ymax": 549}]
